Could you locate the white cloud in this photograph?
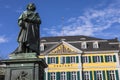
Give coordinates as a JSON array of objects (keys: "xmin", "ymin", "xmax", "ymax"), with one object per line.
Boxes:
[
  {"xmin": 43, "ymin": 2, "xmax": 120, "ymax": 38},
  {"xmin": 0, "ymin": 36, "xmax": 8, "ymax": 43}
]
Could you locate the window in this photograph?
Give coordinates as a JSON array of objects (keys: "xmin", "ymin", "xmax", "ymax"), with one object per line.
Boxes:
[
  {"xmin": 40, "ymin": 43, "xmax": 44, "ymax": 51},
  {"xmin": 93, "ymin": 41, "xmax": 99, "ymax": 48},
  {"xmin": 83, "ymin": 71, "xmax": 90, "ymax": 80},
  {"xmin": 81, "ymin": 42, "xmax": 87, "ymax": 49},
  {"xmin": 70, "ymin": 56, "xmax": 76, "ymax": 63},
  {"xmin": 50, "ymin": 57, "xmax": 56, "ymax": 63},
  {"xmin": 61, "ymin": 57, "xmax": 66, "ymax": 64},
  {"xmin": 93, "ymin": 56, "xmax": 101, "ymax": 63},
  {"xmin": 82, "ymin": 56, "xmax": 89, "ymax": 63},
  {"xmin": 106, "ymin": 55, "xmax": 113, "ymax": 62},
  {"xmin": 60, "ymin": 72, "xmax": 66, "ymax": 80},
  {"xmin": 50, "ymin": 72, "xmax": 56, "ymax": 80},
  {"xmin": 71, "ymin": 72, "xmax": 77, "ymax": 80},
  {"xmin": 96, "ymin": 71, "xmax": 102, "ymax": 80},
  {"xmin": 108, "ymin": 70, "xmax": 115, "ymax": 80},
  {"xmin": 61, "ymin": 56, "xmax": 79, "ymax": 64}
]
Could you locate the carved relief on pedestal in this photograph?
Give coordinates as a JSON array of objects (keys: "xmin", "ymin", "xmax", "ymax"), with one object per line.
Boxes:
[{"xmin": 16, "ymin": 71, "xmax": 28, "ymax": 80}]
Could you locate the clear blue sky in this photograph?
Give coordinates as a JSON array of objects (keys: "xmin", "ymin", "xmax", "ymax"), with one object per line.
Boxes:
[{"xmin": 0, "ymin": 0, "xmax": 120, "ymax": 58}]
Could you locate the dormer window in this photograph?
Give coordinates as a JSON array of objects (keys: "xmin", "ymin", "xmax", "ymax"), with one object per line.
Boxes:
[
  {"xmin": 40, "ymin": 43, "xmax": 44, "ymax": 51},
  {"xmin": 93, "ymin": 41, "xmax": 99, "ymax": 48},
  {"xmin": 81, "ymin": 42, "xmax": 87, "ymax": 49}
]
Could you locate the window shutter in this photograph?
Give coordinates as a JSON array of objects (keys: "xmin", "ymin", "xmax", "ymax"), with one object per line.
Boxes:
[
  {"xmin": 105, "ymin": 56, "xmax": 108, "ymax": 62},
  {"xmin": 48, "ymin": 57, "xmax": 50, "ymax": 64},
  {"xmin": 56, "ymin": 57, "xmax": 58, "ymax": 64},
  {"xmin": 102, "ymin": 71, "xmax": 106, "ymax": 80},
  {"xmin": 81, "ymin": 56, "xmax": 83, "ymax": 63},
  {"xmin": 67, "ymin": 72, "xmax": 71, "ymax": 80},
  {"xmin": 66, "ymin": 56, "xmax": 70, "ymax": 63},
  {"xmin": 76, "ymin": 56, "xmax": 79, "ymax": 63},
  {"xmin": 89, "ymin": 56, "xmax": 91, "ymax": 63},
  {"xmin": 101, "ymin": 56, "xmax": 103, "ymax": 62},
  {"xmin": 44, "ymin": 72, "xmax": 46, "ymax": 80},
  {"xmin": 93, "ymin": 56, "xmax": 95, "ymax": 63},
  {"xmin": 113, "ymin": 55, "xmax": 116, "ymax": 62},
  {"xmin": 48, "ymin": 72, "xmax": 50, "ymax": 80},
  {"xmin": 94, "ymin": 71, "xmax": 96, "ymax": 80},
  {"xmin": 115, "ymin": 70, "xmax": 119, "ymax": 80},
  {"xmin": 56, "ymin": 72, "xmax": 60, "ymax": 80},
  {"xmin": 107, "ymin": 71, "xmax": 109, "ymax": 80},
  {"xmin": 90, "ymin": 71, "xmax": 93, "ymax": 80},
  {"xmin": 77, "ymin": 71, "xmax": 80, "ymax": 80}
]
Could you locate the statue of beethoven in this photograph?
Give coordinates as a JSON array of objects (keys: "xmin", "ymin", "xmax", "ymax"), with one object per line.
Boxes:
[{"xmin": 13, "ymin": 3, "xmax": 41, "ymax": 55}]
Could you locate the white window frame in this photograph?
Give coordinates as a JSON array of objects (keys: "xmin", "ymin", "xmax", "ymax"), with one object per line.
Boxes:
[
  {"xmin": 60, "ymin": 72, "xmax": 66, "ymax": 80},
  {"xmin": 81, "ymin": 42, "xmax": 87, "ymax": 49},
  {"xmin": 82, "ymin": 56, "xmax": 89, "ymax": 63},
  {"xmin": 107, "ymin": 55, "xmax": 113, "ymax": 62},
  {"xmin": 95, "ymin": 56, "xmax": 101, "ymax": 62},
  {"xmin": 93, "ymin": 41, "xmax": 99, "ymax": 48},
  {"xmin": 61, "ymin": 56, "xmax": 66, "ymax": 64},
  {"xmin": 96, "ymin": 71, "xmax": 103, "ymax": 80},
  {"xmin": 50, "ymin": 57, "xmax": 56, "ymax": 64},
  {"xmin": 109, "ymin": 70, "xmax": 116, "ymax": 80},
  {"xmin": 70, "ymin": 56, "xmax": 76, "ymax": 63},
  {"xmin": 71, "ymin": 72, "xmax": 77, "ymax": 80},
  {"xmin": 83, "ymin": 71, "xmax": 90, "ymax": 80},
  {"xmin": 50, "ymin": 72, "xmax": 56, "ymax": 80}
]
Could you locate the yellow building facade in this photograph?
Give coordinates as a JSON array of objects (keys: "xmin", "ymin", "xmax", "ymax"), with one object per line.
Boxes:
[{"xmin": 39, "ymin": 36, "xmax": 120, "ymax": 80}]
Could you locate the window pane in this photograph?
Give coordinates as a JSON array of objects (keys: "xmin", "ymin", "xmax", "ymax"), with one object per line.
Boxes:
[{"xmin": 83, "ymin": 71, "xmax": 90, "ymax": 80}]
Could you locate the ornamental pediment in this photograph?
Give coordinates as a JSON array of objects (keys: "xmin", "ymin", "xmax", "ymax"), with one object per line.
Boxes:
[{"xmin": 49, "ymin": 41, "xmax": 82, "ymax": 54}]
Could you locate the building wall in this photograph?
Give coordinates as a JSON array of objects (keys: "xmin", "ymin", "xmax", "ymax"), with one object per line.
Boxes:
[{"xmin": 39, "ymin": 52, "xmax": 119, "ymax": 80}]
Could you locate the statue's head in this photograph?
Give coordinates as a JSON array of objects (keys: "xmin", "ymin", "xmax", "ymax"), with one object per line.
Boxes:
[{"xmin": 27, "ymin": 3, "xmax": 36, "ymax": 11}]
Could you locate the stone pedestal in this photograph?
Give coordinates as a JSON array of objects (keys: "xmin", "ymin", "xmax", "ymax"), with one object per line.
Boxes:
[{"xmin": 1, "ymin": 53, "xmax": 48, "ymax": 80}]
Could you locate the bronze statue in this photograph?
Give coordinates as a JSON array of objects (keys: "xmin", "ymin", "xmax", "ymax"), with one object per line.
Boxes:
[{"xmin": 13, "ymin": 3, "xmax": 41, "ymax": 55}]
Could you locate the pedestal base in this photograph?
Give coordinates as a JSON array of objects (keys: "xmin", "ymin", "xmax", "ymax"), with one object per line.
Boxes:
[{"xmin": 1, "ymin": 58, "xmax": 47, "ymax": 80}]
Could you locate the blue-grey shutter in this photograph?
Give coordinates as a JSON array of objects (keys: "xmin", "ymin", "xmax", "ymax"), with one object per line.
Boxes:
[
  {"xmin": 107, "ymin": 71, "xmax": 109, "ymax": 80},
  {"xmin": 48, "ymin": 72, "xmax": 50, "ymax": 80},
  {"xmin": 76, "ymin": 56, "xmax": 79, "ymax": 63},
  {"xmin": 90, "ymin": 71, "xmax": 93, "ymax": 80},
  {"xmin": 67, "ymin": 72, "xmax": 71, "ymax": 80},
  {"xmin": 56, "ymin": 72, "xmax": 60, "ymax": 80},
  {"xmin": 101, "ymin": 56, "xmax": 103, "ymax": 62},
  {"xmin": 115, "ymin": 70, "xmax": 119, "ymax": 80},
  {"xmin": 48, "ymin": 57, "xmax": 50, "ymax": 64},
  {"xmin": 66, "ymin": 56, "xmax": 70, "ymax": 63},
  {"xmin": 94, "ymin": 71, "xmax": 96, "ymax": 80},
  {"xmin": 77, "ymin": 71, "xmax": 80, "ymax": 80},
  {"xmin": 105, "ymin": 56, "xmax": 108, "ymax": 62},
  {"xmin": 44, "ymin": 72, "xmax": 46, "ymax": 80},
  {"xmin": 93, "ymin": 56, "xmax": 95, "ymax": 63},
  {"xmin": 56, "ymin": 57, "xmax": 58, "ymax": 64},
  {"xmin": 89, "ymin": 56, "xmax": 91, "ymax": 63},
  {"xmin": 102, "ymin": 71, "xmax": 106, "ymax": 80},
  {"xmin": 113, "ymin": 55, "xmax": 116, "ymax": 62}
]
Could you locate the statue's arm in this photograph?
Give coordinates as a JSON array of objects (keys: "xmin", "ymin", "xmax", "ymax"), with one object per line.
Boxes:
[
  {"xmin": 32, "ymin": 13, "xmax": 41, "ymax": 24},
  {"xmin": 18, "ymin": 13, "xmax": 27, "ymax": 28},
  {"xmin": 18, "ymin": 14, "xmax": 23, "ymax": 27}
]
